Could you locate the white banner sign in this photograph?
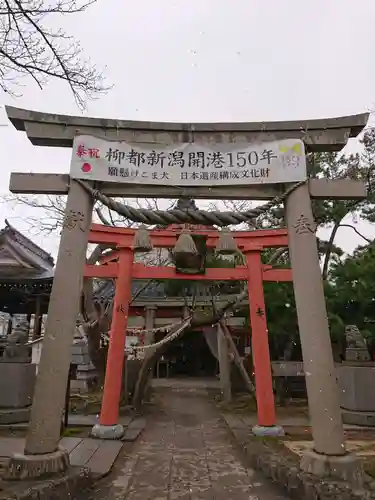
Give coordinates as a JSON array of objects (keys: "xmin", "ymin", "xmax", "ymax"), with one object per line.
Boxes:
[{"xmin": 70, "ymin": 135, "xmax": 307, "ymax": 186}]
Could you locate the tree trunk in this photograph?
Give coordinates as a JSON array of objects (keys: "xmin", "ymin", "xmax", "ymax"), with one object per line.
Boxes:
[
  {"xmin": 85, "ymin": 321, "xmax": 107, "ymax": 388},
  {"xmin": 322, "ymin": 220, "xmax": 342, "ymax": 281},
  {"xmin": 81, "ymin": 244, "xmax": 112, "ymax": 386},
  {"xmin": 220, "ymin": 321, "xmax": 255, "ymax": 396},
  {"xmin": 132, "ymin": 321, "xmax": 191, "ymax": 408}
]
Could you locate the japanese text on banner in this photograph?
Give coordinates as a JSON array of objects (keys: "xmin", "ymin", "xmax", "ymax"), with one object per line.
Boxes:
[{"xmin": 70, "ymin": 137, "xmax": 306, "ymax": 186}]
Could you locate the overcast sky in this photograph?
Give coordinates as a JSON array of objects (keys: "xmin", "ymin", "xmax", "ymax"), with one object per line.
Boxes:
[{"xmin": 1, "ymin": 0, "xmax": 375, "ymax": 257}]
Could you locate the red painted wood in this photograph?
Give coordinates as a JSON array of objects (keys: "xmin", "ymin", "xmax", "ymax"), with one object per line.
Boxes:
[
  {"xmin": 88, "ymin": 224, "xmax": 289, "ymax": 249},
  {"xmin": 89, "ymin": 224, "xmax": 290, "ymax": 430},
  {"xmin": 84, "ymin": 263, "xmax": 292, "ymax": 282},
  {"xmin": 90, "ymin": 223, "xmax": 288, "ymax": 239},
  {"xmin": 246, "ymin": 251, "xmax": 276, "ymax": 427},
  {"xmin": 85, "ymin": 263, "xmax": 118, "ymax": 277},
  {"xmin": 263, "ymin": 268, "xmax": 292, "ymax": 282},
  {"xmin": 99, "ymin": 249, "xmax": 133, "ymax": 426}
]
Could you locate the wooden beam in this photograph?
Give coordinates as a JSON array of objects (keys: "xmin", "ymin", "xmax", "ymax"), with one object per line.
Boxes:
[
  {"xmin": 95, "ymin": 229, "xmax": 288, "ymax": 263},
  {"xmin": 90, "ymin": 224, "xmax": 287, "ymax": 240},
  {"xmin": 85, "ymin": 263, "xmax": 118, "ymax": 277},
  {"xmin": 6, "ymin": 105, "xmax": 368, "ymax": 134},
  {"xmin": 9, "ymin": 173, "xmax": 367, "ymax": 201},
  {"xmin": 309, "ymin": 178, "xmax": 367, "ymax": 200},
  {"xmin": 262, "ymin": 268, "xmax": 292, "ymax": 281},
  {"xmin": 88, "ymin": 225, "xmax": 288, "ymax": 249},
  {"xmin": 9, "ymin": 173, "xmax": 70, "ymax": 195},
  {"xmin": 23, "ymin": 123, "xmax": 352, "ymax": 152},
  {"xmin": 83, "ymin": 263, "xmax": 293, "ymax": 281},
  {"xmin": 6, "ymin": 106, "xmax": 369, "ymax": 151}
]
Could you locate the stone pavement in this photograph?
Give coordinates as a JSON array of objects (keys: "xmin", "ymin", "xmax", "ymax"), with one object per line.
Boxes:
[
  {"xmin": 92, "ymin": 387, "xmax": 290, "ymax": 499},
  {"xmin": 0, "ymin": 436, "xmax": 123, "ymax": 478}
]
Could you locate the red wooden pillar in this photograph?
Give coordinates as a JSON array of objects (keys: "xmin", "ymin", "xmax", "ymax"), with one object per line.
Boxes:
[
  {"xmin": 99, "ymin": 247, "xmax": 133, "ymax": 426},
  {"xmin": 245, "ymin": 250, "xmax": 276, "ymax": 427}
]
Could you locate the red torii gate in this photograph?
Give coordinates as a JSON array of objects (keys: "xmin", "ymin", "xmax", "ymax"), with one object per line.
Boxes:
[{"xmin": 84, "ymin": 223, "xmax": 292, "ymax": 430}]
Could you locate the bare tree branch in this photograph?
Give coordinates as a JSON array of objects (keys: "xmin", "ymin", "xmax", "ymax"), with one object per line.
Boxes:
[
  {"xmin": 0, "ymin": 0, "xmax": 110, "ymax": 108},
  {"xmin": 95, "ymin": 206, "xmax": 111, "ymax": 226},
  {"xmin": 338, "ymin": 224, "xmax": 372, "ymax": 244},
  {"xmin": 322, "ymin": 221, "xmax": 342, "ymax": 281},
  {"xmin": 267, "ymin": 247, "xmax": 288, "ymax": 265}
]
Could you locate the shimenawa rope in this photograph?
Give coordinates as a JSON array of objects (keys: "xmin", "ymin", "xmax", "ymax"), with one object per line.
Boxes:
[{"xmin": 74, "ymin": 178, "xmax": 306, "ymax": 227}]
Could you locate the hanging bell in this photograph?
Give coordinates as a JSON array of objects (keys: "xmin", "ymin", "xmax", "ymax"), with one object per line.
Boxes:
[
  {"xmin": 133, "ymin": 226, "xmax": 153, "ymax": 253},
  {"xmin": 215, "ymin": 228, "xmax": 239, "ymax": 256},
  {"xmin": 172, "ymin": 230, "xmax": 198, "ymax": 257}
]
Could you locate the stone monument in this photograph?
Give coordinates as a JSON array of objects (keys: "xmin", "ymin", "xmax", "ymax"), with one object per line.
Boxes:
[
  {"xmin": 70, "ymin": 325, "xmax": 97, "ymax": 392},
  {"xmin": 2, "ymin": 320, "xmax": 30, "ymax": 361},
  {"xmin": 339, "ymin": 324, "xmax": 375, "ymax": 426},
  {"xmin": 31, "ymin": 325, "xmax": 97, "ymax": 391},
  {"xmin": 344, "ymin": 325, "xmax": 370, "ymax": 361},
  {"xmin": 0, "ymin": 320, "xmax": 36, "ymax": 423}
]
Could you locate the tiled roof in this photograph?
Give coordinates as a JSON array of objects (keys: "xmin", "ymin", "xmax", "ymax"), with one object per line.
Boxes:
[
  {"xmin": 0, "ymin": 220, "xmax": 54, "ymax": 265},
  {"xmin": 0, "ymin": 220, "xmax": 54, "ymax": 281}
]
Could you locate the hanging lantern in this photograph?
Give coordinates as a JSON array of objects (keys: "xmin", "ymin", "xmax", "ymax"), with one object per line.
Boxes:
[
  {"xmin": 172, "ymin": 230, "xmax": 198, "ymax": 257},
  {"xmin": 215, "ymin": 228, "xmax": 239, "ymax": 256},
  {"xmin": 133, "ymin": 226, "xmax": 153, "ymax": 253}
]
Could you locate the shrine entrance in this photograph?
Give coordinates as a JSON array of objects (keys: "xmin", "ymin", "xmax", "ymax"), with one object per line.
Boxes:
[
  {"xmin": 84, "ymin": 223, "xmax": 291, "ymax": 432},
  {"xmin": 154, "ymin": 328, "xmax": 217, "ymax": 378},
  {"xmin": 4, "ymin": 105, "xmax": 369, "ymax": 484}
]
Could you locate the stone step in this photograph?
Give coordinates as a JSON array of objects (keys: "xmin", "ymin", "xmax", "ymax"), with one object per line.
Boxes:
[
  {"xmin": 0, "ymin": 457, "xmax": 10, "ymax": 477},
  {"xmin": 121, "ymin": 417, "xmax": 146, "ymax": 442}
]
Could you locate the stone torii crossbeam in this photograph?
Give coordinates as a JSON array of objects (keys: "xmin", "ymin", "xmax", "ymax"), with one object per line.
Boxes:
[{"xmin": 4, "ymin": 106, "xmax": 369, "ymax": 485}]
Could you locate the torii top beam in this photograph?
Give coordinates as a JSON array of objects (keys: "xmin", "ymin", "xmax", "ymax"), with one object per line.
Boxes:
[
  {"xmin": 5, "ymin": 106, "xmax": 369, "ymax": 152},
  {"xmin": 6, "ymin": 107, "xmax": 369, "ymax": 200}
]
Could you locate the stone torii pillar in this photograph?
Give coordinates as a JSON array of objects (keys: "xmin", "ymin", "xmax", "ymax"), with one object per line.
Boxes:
[
  {"xmin": 285, "ymin": 182, "xmax": 363, "ymax": 481},
  {"xmin": 3, "ymin": 106, "xmax": 368, "ymax": 482},
  {"xmin": 6, "ymin": 180, "xmax": 93, "ymax": 478}
]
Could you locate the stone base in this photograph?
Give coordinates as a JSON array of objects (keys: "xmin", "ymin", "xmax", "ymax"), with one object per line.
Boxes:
[
  {"xmin": 300, "ymin": 449, "xmax": 364, "ymax": 487},
  {"xmin": 4, "ymin": 447, "xmax": 70, "ymax": 480},
  {"xmin": 224, "ymin": 415, "xmax": 371, "ymax": 499},
  {"xmin": 0, "ymin": 363, "xmax": 36, "ymax": 408},
  {"xmin": 344, "ymin": 349, "xmax": 370, "ymax": 362},
  {"xmin": 91, "ymin": 423, "xmax": 124, "ymax": 440},
  {"xmin": 252, "ymin": 425, "xmax": 285, "ymax": 437},
  {"xmin": 2, "ymin": 467, "xmax": 92, "ymax": 500},
  {"xmin": 338, "ymin": 364, "xmax": 375, "ymax": 412},
  {"xmin": 342, "ymin": 408, "xmax": 375, "ymax": 427},
  {"xmin": 0, "ymin": 407, "xmax": 30, "ymax": 424}
]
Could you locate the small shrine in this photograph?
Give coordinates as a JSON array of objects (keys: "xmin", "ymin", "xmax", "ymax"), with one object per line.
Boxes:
[
  {"xmin": 0, "ymin": 221, "xmax": 248, "ymax": 382},
  {"xmin": 0, "ymin": 220, "xmax": 54, "ymax": 341}
]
